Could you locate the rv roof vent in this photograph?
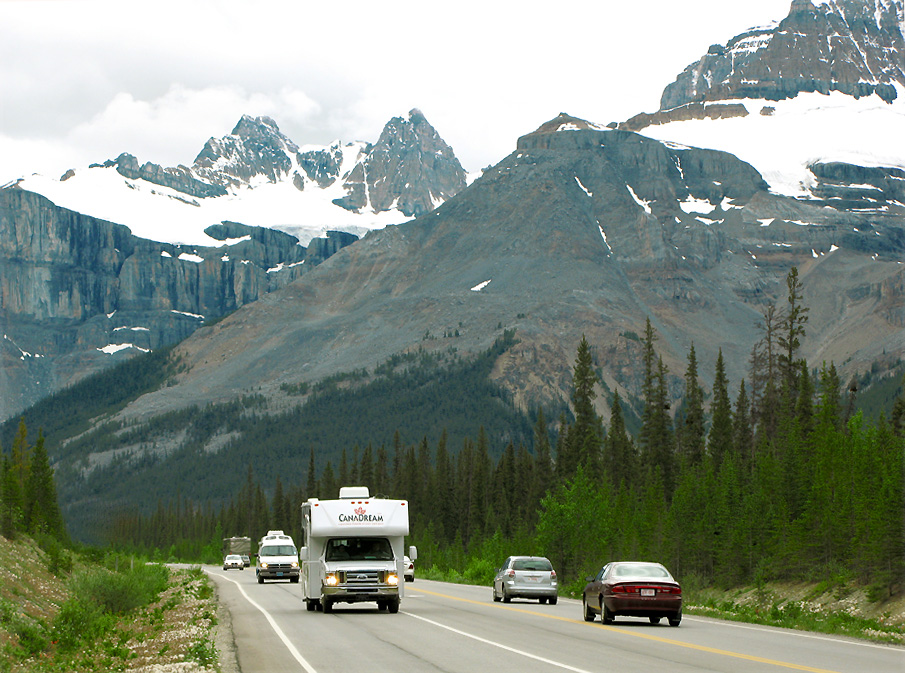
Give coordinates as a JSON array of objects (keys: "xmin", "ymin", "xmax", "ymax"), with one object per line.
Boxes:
[
  {"xmin": 266, "ymin": 530, "xmax": 284, "ymax": 536},
  {"xmin": 339, "ymin": 486, "xmax": 370, "ymax": 499}
]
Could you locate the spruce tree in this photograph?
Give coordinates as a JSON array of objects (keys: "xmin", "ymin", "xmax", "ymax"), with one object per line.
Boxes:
[
  {"xmin": 604, "ymin": 391, "xmax": 636, "ymax": 488},
  {"xmin": 753, "ymin": 304, "xmax": 781, "ymax": 439},
  {"xmin": 24, "ymin": 431, "xmax": 65, "ymax": 541},
  {"xmin": 531, "ymin": 408, "xmax": 554, "ymax": 502},
  {"xmin": 732, "ymin": 380, "xmax": 754, "ymax": 468},
  {"xmin": 707, "ymin": 349, "xmax": 733, "ymax": 468},
  {"xmin": 678, "ymin": 343, "xmax": 706, "ymax": 466},
  {"xmin": 271, "ymin": 477, "xmax": 287, "ymax": 531},
  {"xmin": 570, "ymin": 336, "xmax": 603, "ymax": 480},
  {"xmin": 638, "ymin": 318, "xmax": 659, "ymax": 467},
  {"xmin": 642, "ymin": 357, "xmax": 676, "ymax": 498},
  {"xmin": 305, "ymin": 447, "xmax": 317, "ymax": 500},
  {"xmin": 1, "ymin": 455, "xmax": 24, "ymax": 538},
  {"xmin": 10, "ymin": 418, "xmax": 30, "ymax": 497},
  {"xmin": 777, "ymin": 267, "xmax": 809, "ymax": 403},
  {"xmin": 359, "ymin": 444, "xmax": 375, "ymax": 492}
]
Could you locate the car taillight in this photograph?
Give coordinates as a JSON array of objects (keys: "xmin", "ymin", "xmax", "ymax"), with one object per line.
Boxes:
[
  {"xmin": 507, "ymin": 569, "xmax": 515, "ymax": 578},
  {"xmin": 550, "ymin": 570, "xmax": 557, "ymax": 579}
]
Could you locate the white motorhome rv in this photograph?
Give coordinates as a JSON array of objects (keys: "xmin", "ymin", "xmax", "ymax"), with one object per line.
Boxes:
[
  {"xmin": 256, "ymin": 530, "xmax": 300, "ymax": 583},
  {"xmin": 300, "ymin": 486, "xmax": 417, "ymax": 613}
]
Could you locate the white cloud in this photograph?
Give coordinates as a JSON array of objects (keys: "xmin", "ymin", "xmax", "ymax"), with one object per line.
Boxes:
[
  {"xmin": 68, "ymin": 85, "xmax": 321, "ymax": 167},
  {"xmin": 0, "ymin": 0, "xmax": 796, "ymax": 181}
]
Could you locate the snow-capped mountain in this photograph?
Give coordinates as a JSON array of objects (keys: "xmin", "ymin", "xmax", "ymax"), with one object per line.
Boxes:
[
  {"xmin": 620, "ymin": 0, "xmax": 905, "ymax": 200},
  {"xmin": 661, "ymin": 0, "xmax": 905, "ymax": 107},
  {"xmin": 12, "ymin": 109, "xmax": 467, "ymax": 247}
]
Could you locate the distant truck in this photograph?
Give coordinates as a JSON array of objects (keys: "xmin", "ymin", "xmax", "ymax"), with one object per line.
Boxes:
[
  {"xmin": 222, "ymin": 536, "xmax": 251, "ymax": 556},
  {"xmin": 256, "ymin": 530, "xmax": 300, "ymax": 583},
  {"xmin": 300, "ymin": 486, "xmax": 417, "ymax": 613}
]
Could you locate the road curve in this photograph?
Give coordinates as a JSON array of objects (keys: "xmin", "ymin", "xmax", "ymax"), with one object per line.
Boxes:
[{"xmin": 205, "ymin": 567, "xmax": 904, "ymax": 673}]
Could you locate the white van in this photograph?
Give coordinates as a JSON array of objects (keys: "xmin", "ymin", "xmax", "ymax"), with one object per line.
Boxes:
[{"xmin": 256, "ymin": 530, "xmax": 300, "ymax": 583}]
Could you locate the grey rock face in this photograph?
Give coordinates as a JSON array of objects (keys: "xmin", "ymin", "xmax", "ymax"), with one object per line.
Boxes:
[
  {"xmin": 660, "ymin": 0, "xmax": 905, "ymax": 109},
  {"xmin": 0, "ymin": 188, "xmax": 357, "ymax": 420},
  {"xmin": 194, "ymin": 114, "xmax": 300, "ymax": 187},
  {"xmin": 333, "ymin": 109, "xmax": 467, "ymax": 217},
  {"xmin": 298, "ymin": 142, "xmax": 351, "ymax": 188}
]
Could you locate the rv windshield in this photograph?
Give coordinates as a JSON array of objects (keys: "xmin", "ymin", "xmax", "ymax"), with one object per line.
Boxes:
[
  {"xmin": 260, "ymin": 545, "xmax": 297, "ymax": 556},
  {"xmin": 325, "ymin": 537, "xmax": 393, "ymax": 561}
]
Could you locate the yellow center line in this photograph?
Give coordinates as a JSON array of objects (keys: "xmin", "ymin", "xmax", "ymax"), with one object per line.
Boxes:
[{"xmin": 413, "ymin": 587, "xmax": 842, "ymax": 673}]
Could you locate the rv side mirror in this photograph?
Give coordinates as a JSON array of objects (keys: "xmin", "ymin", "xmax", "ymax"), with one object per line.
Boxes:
[{"xmin": 408, "ymin": 545, "xmax": 418, "ymax": 561}]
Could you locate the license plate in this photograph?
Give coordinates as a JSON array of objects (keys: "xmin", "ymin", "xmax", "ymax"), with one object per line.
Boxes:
[
  {"xmin": 640, "ymin": 588, "xmax": 655, "ymax": 597},
  {"xmin": 526, "ymin": 576, "xmax": 540, "ymax": 582},
  {"xmin": 277, "ymin": 572, "xmax": 284, "ymax": 576}
]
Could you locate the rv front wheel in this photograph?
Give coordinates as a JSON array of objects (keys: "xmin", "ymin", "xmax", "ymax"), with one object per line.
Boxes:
[
  {"xmin": 322, "ymin": 597, "xmax": 333, "ymax": 613},
  {"xmin": 388, "ymin": 597, "xmax": 400, "ymax": 614}
]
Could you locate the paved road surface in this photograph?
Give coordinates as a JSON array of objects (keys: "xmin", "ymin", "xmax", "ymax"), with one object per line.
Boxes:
[{"xmin": 205, "ymin": 567, "xmax": 903, "ymax": 673}]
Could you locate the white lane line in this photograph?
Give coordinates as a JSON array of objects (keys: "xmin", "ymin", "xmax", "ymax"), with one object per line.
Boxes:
[
  {"xmin": 208, "ymin": 570, "xmax": 317, "ymax": 673},
  {"xmin": 682, "ymin": 616, "xmax": 898, "ymax": 651},
  {"xmin": 403, "ymin": 611, "xmax": 594, "ymax": 673}
]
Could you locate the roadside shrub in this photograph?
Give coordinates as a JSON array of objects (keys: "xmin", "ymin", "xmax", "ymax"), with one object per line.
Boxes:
[
  {"xmin": 462, "ymin": 558, "xmax": 496, "ymax": 585},
  {"xmin": 52, "ymin": 596, "xmax": 111, "ymax": 652},
  {"xmin": 12, "ymin": 620, "xmax": 48, "ymax": 658},
  {"xmin": 70, "ymin": 563, "xmax": 169, "ymax": 614},
  {"xmin": 35, "ymin": 533, "xmax": 72, "ymax": 577}
]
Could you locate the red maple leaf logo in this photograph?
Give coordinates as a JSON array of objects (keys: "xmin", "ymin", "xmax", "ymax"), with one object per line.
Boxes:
[{"xmin": 355, "ymin": 507, "xmax": 366, "ymax": 516}]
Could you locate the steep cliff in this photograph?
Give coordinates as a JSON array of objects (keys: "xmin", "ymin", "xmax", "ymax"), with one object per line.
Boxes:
[{"xmin": 0, "ymin": 188, "xmax": 354, "ymax": 420}]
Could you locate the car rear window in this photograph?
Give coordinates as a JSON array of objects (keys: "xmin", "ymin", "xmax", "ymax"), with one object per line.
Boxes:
[
  {"xmin": 512, "ymin": 558, "xmax": 553, "ymax": 571},
  {"xmin": 612, "ymin": 563, "xmax": 669, "ymax": 578}
]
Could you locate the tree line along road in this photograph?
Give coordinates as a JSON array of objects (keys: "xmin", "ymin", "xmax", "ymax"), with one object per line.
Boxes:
[{"xmin": 206, "ymin": 568, "xmax": 904, "ymax": 673}]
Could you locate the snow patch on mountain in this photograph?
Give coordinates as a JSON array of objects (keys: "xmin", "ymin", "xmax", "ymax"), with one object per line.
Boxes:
[
  {"xmin": 640, "ymin": 88, "xmax": 905, "ymax": 198},
  {"xmin": 17, "ymin": 164, "xmax": 406, "ymax": 247}
]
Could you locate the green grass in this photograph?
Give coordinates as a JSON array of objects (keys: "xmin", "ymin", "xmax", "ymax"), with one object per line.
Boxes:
[{"xmin": 684, "ymin": 591, "xmax": 904, "ymax": 645}]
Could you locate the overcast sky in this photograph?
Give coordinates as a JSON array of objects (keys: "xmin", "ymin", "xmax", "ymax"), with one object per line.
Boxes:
[{"xmin": 0, "ymin": 0, "xmax": 794, "ymax": 184}]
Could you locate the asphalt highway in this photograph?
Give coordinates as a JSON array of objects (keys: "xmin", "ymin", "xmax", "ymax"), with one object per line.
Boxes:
[{"xmin": 205, "ymin": 568, "xmax": 903, "ymax": 673}]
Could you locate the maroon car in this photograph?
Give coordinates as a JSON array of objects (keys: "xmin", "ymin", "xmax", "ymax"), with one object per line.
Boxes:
[{"xmin": 582, "ymin": 561, "xmax": 682, "ymax": 626}]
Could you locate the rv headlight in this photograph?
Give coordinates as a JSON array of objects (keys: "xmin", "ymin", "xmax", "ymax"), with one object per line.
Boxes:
[
  {"xmin": 386, "ymin": 573, "xmax": 399, "ymax": 586},
  {"xmin": 291, "ymin": 561, "xmax": 299, "ymax": 568},
  {"xmin": 325, "ymin": 573, "xmax": 339, "ymax": 586},
  {"xmin": 260, "ymin": 562, "xmax": 269, "ymax": 569}
]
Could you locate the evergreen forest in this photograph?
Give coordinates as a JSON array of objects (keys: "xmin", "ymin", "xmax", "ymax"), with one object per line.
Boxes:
[{"xmin": 2, "ymin": 268, "xmax": 903, "ymax": 599}]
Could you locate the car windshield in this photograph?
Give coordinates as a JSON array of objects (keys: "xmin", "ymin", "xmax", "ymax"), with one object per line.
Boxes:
[
  {"xmin": 325, "ymin": 537, "xmax": 394, "ymax": 561},
  {"xmin": 260, "ymin": 545, "xmax": 297, "ymax": 556},
  {"xmin": 226, "ymin": 555, "xmax": 240, "ymax": 561},
  {"xmin": 513, "ymin": 558, "xmax": 552, "ymax": 571},
  {"xmin": 611, "ymin": 563, "xmax": 670, "ymax": 578}
]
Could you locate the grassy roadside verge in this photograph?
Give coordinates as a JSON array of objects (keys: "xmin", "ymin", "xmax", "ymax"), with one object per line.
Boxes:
[
  {"xmin": 0, "ymin": 536, "xmax": 221, "ymax": 672},
  {"xmin": 683, "ymin": 582, "xmax": 905, "ymax": 645},
  {"xmin": 418, "ymin": 565, "xmax": 905, "ymax": 645}
]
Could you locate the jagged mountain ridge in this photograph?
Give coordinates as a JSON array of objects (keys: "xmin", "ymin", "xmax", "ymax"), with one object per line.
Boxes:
[
  {"xmin": 0, "ymin": 109, "xmax": 466, "ymax": 420},
  {"xmin": 660, "ymin": 0, "xmax": 905, "ymax": 108},
  {"xmin": 18, "ymin": 108, "xmax": 466, "ymax": 248},
  {"xmin": 619, "ymin": 0, "xmax": 905, "ymax": 203}
]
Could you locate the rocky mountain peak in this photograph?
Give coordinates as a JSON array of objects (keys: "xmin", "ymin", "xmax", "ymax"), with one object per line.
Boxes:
[
  {"xmin": 660, "ymin": 0, "xmax": 905, "ymax": 109},
  {"xmin": 528, "ymin": 112, "xmax": 608, "ymax": 135},
  {"xmin": 332, "ymin": 109, "xmax": 466, "ymax": 218},
  {"xmin": 193, "ymin": 114, "xmax": 299, "ymax": 186}
]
